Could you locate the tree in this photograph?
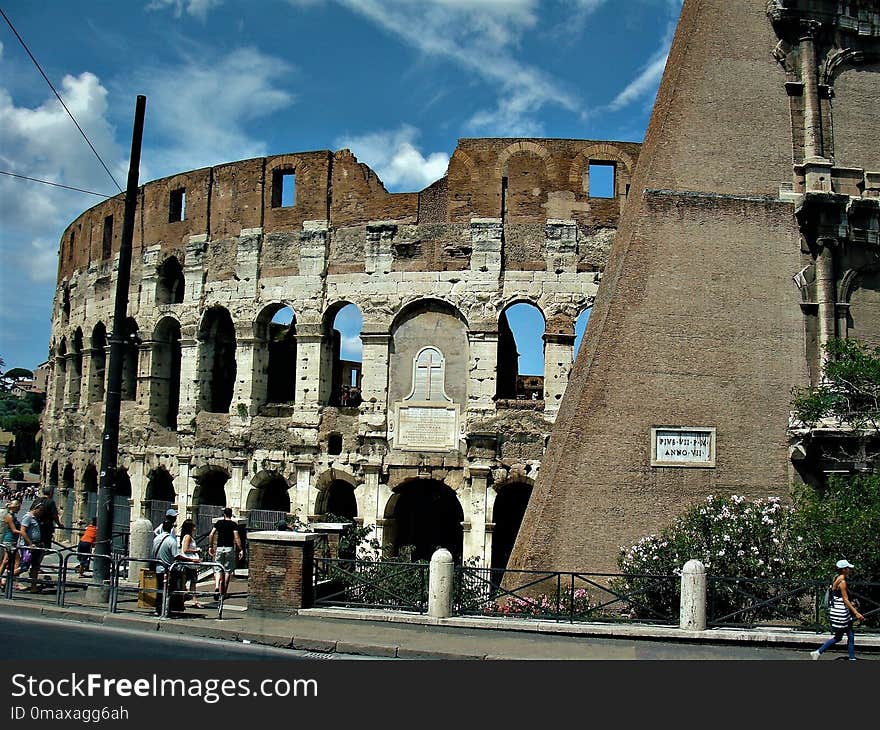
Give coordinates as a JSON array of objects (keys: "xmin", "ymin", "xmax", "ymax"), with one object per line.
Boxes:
[{"xmin": 4, "ymin": 368, "xmax": 33, "ymax": 381}]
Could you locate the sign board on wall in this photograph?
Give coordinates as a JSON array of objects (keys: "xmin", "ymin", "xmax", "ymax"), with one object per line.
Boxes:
[
  {"xmin": 650, "ymin": 427, "xmax": 716, "ymax": 468},
  {"xmin": 393, "ymin": 403, "xmax": 460, "ymax": 452}
]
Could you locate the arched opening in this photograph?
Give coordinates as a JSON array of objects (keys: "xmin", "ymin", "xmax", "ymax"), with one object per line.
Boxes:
[
  {"xmin": 145, "ymin": 467, "xmax": 176, "ymax": 527},
  {"xmin": 82, "ymin": 464, "xmax": 99, "ymax": 526},
  {"xmin": 315, "ymin": 480, "xmax": 357, "ymax": 520},
  {"xmin": 49, "ymin": 461, "xmax": 59, "ymax": 488},
  {"xmin": 121, "ymin": 317, "xmax": 141, "ymax": 402},
  {"xmin": 112, "ymin": 469, "xmax": 132, "ymax": 554},
  {"xmin": 150, "ymin": 318, "xmax": 182, "ymax": 429},
  {"xmin": 69, "ymin": 328, "xmax": 83, "ymax": 407},
  {"xmin": 198, "ymin": 307, "xmax": 237, "ymax": 413},
  {"xmin": 245, "ymin": 472, "xmax": 291, "ymax": 529},
  {"xmin": 54, "ymin": 339, "xmax": 67, "ymax": 415},
  {"xmin": 89, "ymin": 323, "xmax": 107, "ymax": 404},
  {"xmin": 192, "ymin": 467, "xmax": 229, "ymax": 543},
  {"xmin": 574, "ymin": 307, "xmax": 592, "ymax": 361},
  {"xmin": 322, "ymin": 302, "xmax": 363, "ymax": 406},
  {"xmin": 496, "ymin": 302, "xmax": 545, "ymax": 401},
  {"xmin": 156, "ymin": 256, "xmax": 185, "ymax": 304},
  {"xmin": 490, "ymin": 481, "xmax": 534, "ymax": 578},
  {"xmin": 384, "ymin": 480, "xmax": 463, "ymax": 562},
  {"xmin": 62, "ymin": 463, "xmax": 74, "ymax": 531},
  {"xmin": 264, "ymin": 306, "xmax": 297, "ymax": 405}
]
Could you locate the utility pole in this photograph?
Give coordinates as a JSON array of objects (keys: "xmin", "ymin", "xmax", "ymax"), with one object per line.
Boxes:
[{"xmin": 92, "ymin": 95, "xmax": 146, "ymax": 592}]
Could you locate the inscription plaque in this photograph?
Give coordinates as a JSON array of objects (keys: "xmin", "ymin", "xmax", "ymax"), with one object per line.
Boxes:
[
  {"xmin": 394, "ymin": 403, "xmax": 459, "ymax": 452},
  {"xmin": 650, "ymin": 427, "xmax": 716, "ymax": 468}
]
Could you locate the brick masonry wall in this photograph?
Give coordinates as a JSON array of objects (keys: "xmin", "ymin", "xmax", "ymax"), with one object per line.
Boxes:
[{"xmin": 247, "ymin": 537, "xmax": 314, "ymax": 613}]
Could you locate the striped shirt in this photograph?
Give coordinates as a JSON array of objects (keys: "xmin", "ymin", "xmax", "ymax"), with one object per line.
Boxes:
[{"xmin": 829, "ymin": 583, "xmax": 852, "ymax": 628}]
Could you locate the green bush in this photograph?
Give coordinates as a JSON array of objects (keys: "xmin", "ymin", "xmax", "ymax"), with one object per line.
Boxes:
[
  {"xmin": 28, "ymin": 459, "xmax": 40, "ymax": 475},
  {"xmin": 8, "ymin": 466, "xmax": 24, "ymax": 481}
]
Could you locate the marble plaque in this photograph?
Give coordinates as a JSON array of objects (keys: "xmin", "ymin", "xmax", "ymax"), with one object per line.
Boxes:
[
  {"xmin": 650, "ymin": 427, "xmax": 716, "ymax": 468},
  {"xmin": 394, "ymin": 403, "xmax": 459, "ymax": 452}
]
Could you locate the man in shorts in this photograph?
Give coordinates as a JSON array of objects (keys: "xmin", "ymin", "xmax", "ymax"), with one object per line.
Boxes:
[{"xmin": 208, "ymin": 508, "xmax": 243, "ymax": 601}]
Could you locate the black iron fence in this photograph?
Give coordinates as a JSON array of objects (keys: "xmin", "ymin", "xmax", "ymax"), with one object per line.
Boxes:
[
  {"xmin": 314, "ymin": 557, "xmax": 429, "ymax": 613},
  {"xmin": 454, "ymin": 566, "xmax": 680, "ymax": 625}
]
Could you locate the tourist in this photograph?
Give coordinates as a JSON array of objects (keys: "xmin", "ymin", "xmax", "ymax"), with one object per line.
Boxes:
[
  {"xmin": 16, "ymin": 501, "xmax": 43, "ymax": 592},
  {"xmin": 208, "ymin": 508, "xmax": 243, "ymax": 601},
  {"xmin": 76, "ymin": 518, "xmax": 97, "ymax": 577},
  {"xmin": 179, "ymin": 518, "xmax": 203, "ymax": 608},
  {"xmin": 151, "ymin": 515, "xmax": 197, "ymax": 615},
  {"xmin": 811, "ymin": 559, "xmax": 865, "ymax": 660},
  {"xmin": 0, "ymin": 499, "xmax": 30, "ymax": 588}
]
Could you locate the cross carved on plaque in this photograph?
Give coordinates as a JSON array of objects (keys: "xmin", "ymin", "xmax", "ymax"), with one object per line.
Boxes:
[{"xmin": 416, "ymin": 349, "xmax": 443, "ymax": 401}]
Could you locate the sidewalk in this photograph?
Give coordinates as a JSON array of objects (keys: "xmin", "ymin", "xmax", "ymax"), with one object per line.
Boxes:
[{"xmin": 2, "ymin": 598, "xmax": 878, "ymax": 659}]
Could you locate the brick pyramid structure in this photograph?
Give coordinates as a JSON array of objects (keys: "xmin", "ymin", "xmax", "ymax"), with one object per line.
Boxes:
[{"xmin": 510, "ymin": 0, "xmax": 880, "ymax": 573}]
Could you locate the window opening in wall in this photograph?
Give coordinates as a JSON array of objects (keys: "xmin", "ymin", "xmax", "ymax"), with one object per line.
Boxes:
[
  {"xmin": 327, "ymin": 432, "xmax": 343, "ymax": 456},
  {"xmin": 90, "ymin": 323, "xmax": 107, "ymax": 404},
  {"xmin": 199, "ymin": 307, "xmax": 236, "ymax": 413},
  {"xmin": 496, "ymin": 302, "xmax": 545, "ymax": 401},
  {"xmin": 102, "ymin": 215, "xmax": 113, "ymax": 259},
  {"xmin": 265, "ymin": 306, "xmax": 297, "ymax": 404},
  {"xmin": 61, "ymin": 287, "xmax": 71, "ymax": 324},
  {"xmin": 169, "ymin": 188, "xmax": 186, "ymax": 222},
  {"xmin": 151, "ymin": 318, "xmax": 182, "ymax": 429},
  {"xmin": 574, "ymin": 307, "xmax": 592, "ymax": 361},
  {"xmin": 68, "ymin": 230, "xmax": 75, "ymax": 261},
  {"xmin": 272, "ymin": 169, "xmax": 296, "ymax": 208},
  {"xmin": 326, "ymin": 303, "xmax": 362, "ymax": 407},
  {"xmin": 156, "ymin": 256, "xmax": 185, "ymax": 304},
  {"xmin": 588, "ymin": 162, "xmax": 615, "ymax": 198}
]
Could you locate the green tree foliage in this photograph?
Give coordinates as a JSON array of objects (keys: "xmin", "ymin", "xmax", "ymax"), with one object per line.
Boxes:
[
  {"xmin": 4, "ymin": 368, "xmax": 33, "ymax": 381},
  {"xmin": 792, "ymin": 338, "xmax": 880, "ymax": 429},
  {"xmin": 8, "ymin": 467, "xmax": 24, "ymax": 481},
  {"xmin": 792, "ymin": 474, "xmax": 880, "ymax": 581}
]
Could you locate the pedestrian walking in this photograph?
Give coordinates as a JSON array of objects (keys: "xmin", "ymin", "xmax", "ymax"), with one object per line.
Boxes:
[
  {"xmin": 15, "ymin": 502, "xmax": 43, "ymax": 592},
  {"xmin": 76, "ymin": 518, "xmax": 97, "ymax": 577},
  {"xmin": 208, "ymin": 508, "xmax": 243, "ymax": 601},
  {"xmin": 0, "ymin": 499, "xmax": 31, "ymax": 588},
  {"xmin": 179, "ymin": 518, "xmax": 203, "ymax": 608},
  {"xmin": 811, "ymin": 559, "xmax": 866, "ymax": 660}
]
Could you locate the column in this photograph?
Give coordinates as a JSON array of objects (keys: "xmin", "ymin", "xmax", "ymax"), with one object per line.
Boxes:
[
  {"xmin": 359, "ymin": 328, "xmax": 390, "ymax": 438},
  {"xmin": 294, "ymin": 322, "xmax": 324, "ymax": 407},
  {"xmin": 467, "ymin": 328, "xmax": 498, "ymax": 417},
  {"xmin": 183, "ymin": 235, "xmax": 207, "ymax": 302},
  {"xmin": 176, "ymin": 457, "xmax": 192, "ymax": 516},
  {"xmin": 816, "ymin": 237, "xmax": 837, "ymax": 375},
  {"xmin": 176, "ymin": 337, "xmax": 199, "ymax": 433},
  {"xmin": 464, "ymin": 466, "xmax": 490, "ymax": 564},
  {"xmin": 233, "ymin": 333, "xmax": 258, "ymax": 419},
  {"xmin": 293, "ymin": 460, "xmax": 312, "ymax": 523},
  {"xmin": 358, "ymin": 464, "xmax": 382, "ymax": 546},
  {"xmin": 229, "ymin": 458, "xmax": 248, "ymax": 513},
  {"xmin": 543, "ymin": 330, "xmax": 575, "ymax": 422}
]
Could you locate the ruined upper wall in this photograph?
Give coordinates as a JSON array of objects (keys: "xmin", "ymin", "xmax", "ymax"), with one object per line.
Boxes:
[{"xmin": 57, "ymin": 138, "xmax": 640, "ymax": 283}]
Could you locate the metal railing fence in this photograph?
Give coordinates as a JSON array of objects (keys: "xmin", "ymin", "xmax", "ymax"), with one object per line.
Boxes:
[{"xmin": 314, "ymin": 557, "xmax": 429, "ymax": 613}]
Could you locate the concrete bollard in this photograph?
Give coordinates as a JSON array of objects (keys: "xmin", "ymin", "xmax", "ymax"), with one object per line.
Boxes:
[
  {"xmin": 428, "ymin": 548, "xmax": 454, "ymax": 619},
  {"xmin": 679, "ymin": 559, "xmax": 707, "ymax": 631},
  {"xmin": 128, "ymin": 517, "xmax": 155, "ymax": 582}
]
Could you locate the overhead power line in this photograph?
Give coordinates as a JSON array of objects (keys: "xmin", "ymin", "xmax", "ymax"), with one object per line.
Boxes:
[
  {"xmin": 0, "ymin": 6, "xmax": 124, "ymax": 194},
  {"xmin": 0, "ymin": 170, "xmax": 113, "ymax": 198}
]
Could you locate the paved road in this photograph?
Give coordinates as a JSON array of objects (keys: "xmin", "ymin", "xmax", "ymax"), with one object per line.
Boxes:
[{"xmin": 0, "ymin": 615, "xmax": 362, "ymax": 660}]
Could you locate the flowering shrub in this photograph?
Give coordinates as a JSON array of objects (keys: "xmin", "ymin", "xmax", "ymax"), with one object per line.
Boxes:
[
  {"xmin": 615, "ymin": 495, "xmax": 805, "ymax": 621},
  {"xmin": 481, "ymin": 588, "xmax": 596, "ymax": 619}
]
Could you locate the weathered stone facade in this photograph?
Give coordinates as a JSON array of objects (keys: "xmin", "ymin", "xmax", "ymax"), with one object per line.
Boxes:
[
  {"xmin": 42, "ymin": 137, "xmax": 639, "ymax": 568},
  {"xmin": 511, "ymin": 0, "xmax": 880, "ymax": 574}
]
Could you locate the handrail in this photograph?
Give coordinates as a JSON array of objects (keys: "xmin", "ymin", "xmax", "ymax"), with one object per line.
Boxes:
[
  {"xmin": 167, "ymin": 561, "xmax": 227, "ymax": 620},
  {"xmin": 0, "ymin": 544, "xmax": 65, "ymax": 603}
]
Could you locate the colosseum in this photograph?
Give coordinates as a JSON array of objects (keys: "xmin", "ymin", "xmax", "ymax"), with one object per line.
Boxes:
[{"xmin": 41, "ymin": 137, "xmax": 639, "ymax": 570}]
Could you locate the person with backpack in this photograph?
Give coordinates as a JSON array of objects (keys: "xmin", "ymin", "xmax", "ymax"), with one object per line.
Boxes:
[
  {"xmin": 0, "ymin": 499, "xmax": 31, "ymax": 589},
  {"xmin": 811, "ymin": 559, "xmax": 866, "ymax": 660},
  {"xmin": 151, "ymin": 515, "xmax": 198, "ymax": 615},
  {"xmin": 15, "ymin": 502, "xmax": 43, "ymax": 592}
]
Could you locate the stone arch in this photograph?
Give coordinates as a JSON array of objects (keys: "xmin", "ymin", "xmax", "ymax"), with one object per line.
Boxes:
[
  {"xmin": 156, "ymin": 255, "xmax": 185, "ymax": 305},
  {"xmin": 253, "ymin": 302, "xmax": 297, "ymax": 409},
  {"xmin": 568, "ymin": 144, "xmax": 635, "ymax": 195},
  {"xmin": 81, "ymin": 463, "xmax": 99, "ymax": 526},
  {"xmin": 843, "ymin": 268, "xmax": 880, "ymax": 348},
  {"xmin": 448, "ymin": 148, "xmax": 477, "ymax": 181},
  {"xmin": 191, "ymin": 466, "xmax": 230, "ymax": 541},
  {"xmin": 246, "ymin": 470, "xmax": 292, "ymax": 528},
  {"xmin": 144, "ymin": 466, "xmax": 176, "ymax": 526},
  {"xmin": 149, "ymin": 316, "xmax": 182, "ymax": 428},
  {"xmin": 198, "ymin": 306, "xmax": 237, "ymax": 413},
  {"xmin": 382, "ymin": 478, "xmax": 464, "ymax": 562},
  {"xmin": 89, "ymin": 322, "xmax": 107, "ymax": 404},
  {"xmin": 489, "ymin": 478, "xmax": 534, "ymax": 576},
  {"xmin": 314, "ymin": 469, "xmax": 358, "ymax": 520},
  {"xmin": 322, "ymin": 300, "xmax": 363, "ymax": 407},
  {"xmin": 61, "ymin": 462, "xmax": 74, "ymax": 531},
  {"xmin": 495, "ymin": 141, "xmax": 557, "ymax": 180},
  {"xmin": 496, "ymin": 300, "xmax": 546, "ymax": 400},
  {"xmin": 392, "ymin": 297, "xmax": 469, "ymax": 332}
]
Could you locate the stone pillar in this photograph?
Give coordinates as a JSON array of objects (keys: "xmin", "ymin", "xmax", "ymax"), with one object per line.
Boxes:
[
  {"xmin": 247, "ymin": 531, "xmax": 317, "ymax": 613},
  {"xmin": 359, "ymin": 464, "xmax": 382, "ymax": 546},
  {"xmin": 376, "ymin": 479, "xmax": 394, "ymax": 557},
  {"xmin": 128, "ymin": 517, "xmax": 154, "ymax": 581},
  {"xmin": 465, "ymin": 466, "xmax": 490, "ymax": 564},
  {"xmin": 293, "ymin": 460, "xmax": 312, "ymax": 522},
  {"xmin": 235, "ymin": 228, "xmax": 261, "ymax": 299},
  {"xmin": 233, "ymin": 335, "xmax": 259, "ymax": 419},
  {"xmin": 365, "ymin": 222, "xmax": 396, "ymax": 274},
  {"xmin": 815, "ymin": 237, "xmax": 836, "ymax": 373},
  {"xmin": 299, "ymin": 222, "xmax": 329, "ymax": 277},
  {"xmin": 428, "ymin": 548, "xmax": 454, "ymax": 618},
  {"xmin": 467, "ymin": 328, "xmax": 499, "ymax": 417},
  {"xmin": 680, "ymin": 559, "xmax": 707, "ymax": 631},
  {"xmin": 229, "ymin": 458, "xmax": 248, "ymax": 514},
  {"xmin": 543, "ymin": 331, "xmax": 575, "ymax": 421},
  {"xmin": 176, "ymin": 336, "xmax": 199, "ymax": 433},
  {"xmin": 799, "ymin": 27, "xmax": 823, "ymax": 162},
  {"xmin": 359, "ymin": 328, "xmax": 390, "ymax": 423},
  {"xmin": 176, "ymin": 456, "xmax": 192, "ymax": 517},
  {"xmin": 470, "ymin": 218, "xmax": 503, "ymax": 274},
  {"xmin": 295, "ymin": 322, "xmax": 324, "ymax": 407},
  {"xmin": 140, "ymin": 245, "xmax": 162, "ymax": 308},
  {"xmin": 64, "ymin": 354, "xmax": 79, "ymax": 408},
  {"xmin": 127, "ymin": 456, "xmax": 146, "ymax": 528},
  {"xmin": 183, "ymin": 235, "xmax": 207, "ymax": 302},
  {"xmin": 545, "ymin": 219, "xmax": 578, "ymax": 274}
]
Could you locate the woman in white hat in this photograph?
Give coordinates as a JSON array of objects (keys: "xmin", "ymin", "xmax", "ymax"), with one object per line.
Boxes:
[{"xmin": 811, "ymin": 559, "xmax": 865, "ymax": 660}]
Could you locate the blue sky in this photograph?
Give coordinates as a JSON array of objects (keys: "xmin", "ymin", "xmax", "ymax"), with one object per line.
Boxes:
[{"xmin": 0, "ymin": 0, "xmax": 682, "ymax": 373}]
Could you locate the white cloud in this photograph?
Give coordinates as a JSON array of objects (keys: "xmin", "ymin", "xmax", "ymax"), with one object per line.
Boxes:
[
  {"xmin": 340, "ymin": 333, "xmax": 362, "ymax": 361},
  {"xmin": 146, "ymin": 0, "xmax": 225, "ymax": 21},
  {"xmin": 0, "ymin": 71, "xmax": 123, "ymax": 282},
  {"xmin": 127, "ymin": 46, "xmax": 296, "ymax": 178},
  {"xmin": 336, "ymin": 125, "xmax": 449, "ymax": 191}
]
